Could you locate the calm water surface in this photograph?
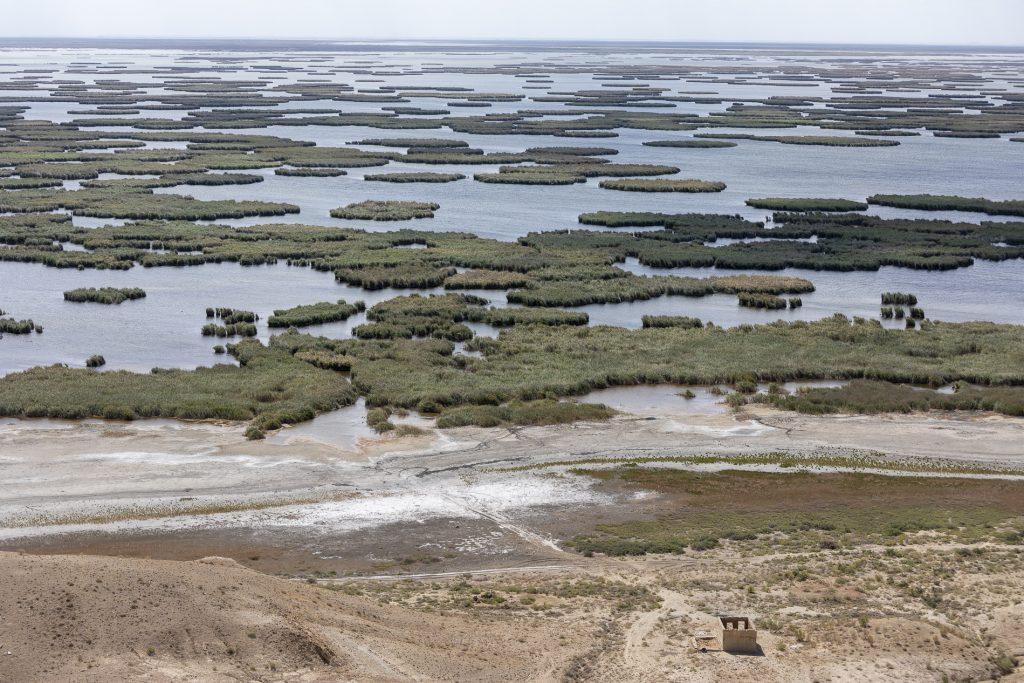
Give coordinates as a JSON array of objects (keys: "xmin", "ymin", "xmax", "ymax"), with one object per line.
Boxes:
[{"xmin": 1, "ymin": 46, "xmax": 1022, "ymax": 380}]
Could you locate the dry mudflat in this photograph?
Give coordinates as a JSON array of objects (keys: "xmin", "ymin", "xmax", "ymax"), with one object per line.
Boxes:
[{"xmin": 1, "ymin": 406, "xmax": 1023, "ymax": 681}]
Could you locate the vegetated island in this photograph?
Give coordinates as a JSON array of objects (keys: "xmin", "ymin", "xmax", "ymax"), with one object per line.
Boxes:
[
  {"xmin": 267, "ymin": 300, "xmax": 366, "ymax": 328},
  {"xmin": 364, "ymin": 173, "xmax": 465, "ymax": 183},
  {"xmin": 695, "ymin": 134, "xmax": 900, "ymax": 147},
  {"xmin": 867, "ymin": 194, "xmax": 1024, "ymax": 217},
  {"xmin": 745, "ymin": 198, "xmax": 868, "ymax": 212},
  {"xmin": 202, "ymin": 307, "xmax": 258, "ymax": 338},
  {"xmin": 599, "ymin": 178, "xmax": 726, "ymax": 193},
  {"xmin": 330, "ymin": 200, "xmax": 439, "ymax": 220},
  {"xmin": 63, "ymin": 287, "xmax": 147, "ymax": 304},
  {"xmin": 4, "ymin": 314, "xmax": 1024, "ymax": 437},
  {"xmin": 275, "ymin": 167, "xmax": 347, "ymax": 177},
  {"xmin": 642, "ymin": 139, "xmax": 738, "ymax": 148}
]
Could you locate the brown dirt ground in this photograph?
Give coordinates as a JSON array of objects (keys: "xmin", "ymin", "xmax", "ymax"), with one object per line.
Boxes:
[
  {"xmin": 0, "ymin": 551, "xmax": 590, "ymax": 682},
  {"xmin": 3, "ymin": 545, "xmax": 1022, "ymax": 682}
]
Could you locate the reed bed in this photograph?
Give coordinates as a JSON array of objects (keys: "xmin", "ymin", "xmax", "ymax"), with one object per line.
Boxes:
[
  {"xmin": 745, "ymin": 197, "xmax": 868, "ymax": 212},
  {"xmin": 0, "ymin": 340, "xmax": 356, "ymax": 438},
  {"xmin": 867, "ymin": 194, "xmax": 1024, "ymax": 217},
  {"xmin": 599, "ymin": 178, "xmax": 726, "ymax": 193},
  {"xmin": 738, "ymin": 292, "xmax": 787, "ymax": 309},
  {"xmin": 364, "ymin": 172, "xmax": 464, "ymax": 183},
  {"xmin": 63, "ymin": 287, "xmax": 146, "ymax": 304},
  {"xmin": 267, "ymin": 300, "xmax": 365, "ymax": 328},
  {"xmin": 330, "ymin": 200, "xmax": 439, "ymax": 221}
]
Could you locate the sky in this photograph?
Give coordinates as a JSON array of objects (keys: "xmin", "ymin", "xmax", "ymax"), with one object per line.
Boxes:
[{"xmin": 1, "ymin": 0, "xmax": 1022, "ymax": 47}]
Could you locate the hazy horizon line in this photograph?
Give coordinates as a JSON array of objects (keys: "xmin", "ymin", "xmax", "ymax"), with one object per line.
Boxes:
[{"xmin": 1, "ymin": 36, "xmax": 1022, "ymax": 51}]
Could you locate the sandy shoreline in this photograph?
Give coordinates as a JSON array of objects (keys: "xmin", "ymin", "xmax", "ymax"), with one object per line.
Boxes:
[
  {"xmin": 2, "ymin": 406, "xmax": 1023, "ymax": 548},
  {"xmin": 3, "ymin": 409, "xmax": 1024, "ymax": 682}
]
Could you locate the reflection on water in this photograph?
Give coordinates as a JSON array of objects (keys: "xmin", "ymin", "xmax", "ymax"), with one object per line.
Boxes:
[
  {"xmin": 579, "ymin": 380, "xmax": 849, "ymax": 418},
  {"xmin": 580, "ymin": 385, "xmax": 728, "ymax": 417},
  {"xmin": 266, "ymin": 398, "xmax": 435, "ymax": 452},
  {"xmin": 265, "ymin": 398, "xmax": 377, "ymax": 451}
]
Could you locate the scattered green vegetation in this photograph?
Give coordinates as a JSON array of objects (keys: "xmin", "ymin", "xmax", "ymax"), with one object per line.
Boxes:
[
  {"xmin": 364, "ymin": 172, "xmax": 465, "ymax": 183},
  {"xmin": 599, "ymin": 178, "xmax": 726, "ymax": 193},
  {"xmin": 474, "ymin": 172, "xmax": 584, "ymax": 185},
  {"xmin": 366, "ymin": 406, "xmax": 396, "ymax": 433},
  {"xmin": 335, "ymin": 264, "xmax": 456, "ymax": 290},
  {"xmin": 745, "ymin": 197, "xmax": 868, "ymax": 212},
  {"xmin": 0, "ymin": 318, "xmax": 39, "ymax": 334},
  {"xmin": 695, "ymin": 134, "xmax": 900, "ymax": 147},
  {"xmin": 642, "ymin": 139, "xmax": 737, "ymax": 148},
  {"xmin": 268, "ymin": 314, "xmax": 1024, "ymax": 413},
  {"xmin": 882, "ymin": 292, "xmax": 918, "ymax": 305},
  {"xmin": 63, "ymin": 287, "xmax": 146, "ymax": 304},
  {"xmin": 504, "ymin": 163, "xmax": 679, "ymax": 178},
  {"xmin": 274, "ymin": 167, "xmax": 347, "ymax": 177},
  {"xmin": 641, "ymin": 315, "xmax": 703, "ymax": 329},
  {"xmin": 202, "ymin": 307, "xmax": 258, "ymax": 337},
  {"xmin": 566, "ymin": 467, "xmax": 1024, "ymax": 555},
  {"xmin": 524, "ymin": 146, "xmax": 617, "ymax": 156},
  {"xmin": 444, "ymin": 270, "xmax": 534, "ymax": 290},
  {"xmin": 571, "ymin": 211, "xmax": 1024, "ymax": 271},
  {"xmin": 506, "ymin": 274, "xmax": 813, "ymax": 307},
  {"xmin": 0, "ymin": 187, "xmax": 300, "ymax": 220},
  {"xmin": 0, "ymin": 177, "xmax": 64, "ymax": 190},
  {"xmin": 0, "ymin": 339, "xmax": 356, "ymax": 436},
  {"xmin": 350, "ymin": 138, "xmax": 469, "ymax": 148},
  {"xmin": 350, "ymin": 293, "xmax": 587, "ymax": 341},
  {"xmin": 267, "ymin": 300, "xmax": 365, "ymax": 328},
  {"xmin": 867, "ymin": 194, "xmax": 1024, "ymax": 217},
  {"xmin": 738, "ymin": 292, "xmax": 787, "ymax": 309},
  {"xmin": 330, "ymin": 200, "xmax": 439, "ymax": 220},
  {"xmin": 755, "ymin": 379, "xmax": 1024, "ymax": 417}
]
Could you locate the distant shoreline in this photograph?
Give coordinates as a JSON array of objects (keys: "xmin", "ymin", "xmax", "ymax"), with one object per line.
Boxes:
[{"xmin": 0, "ymin": 37, "xmax": 1022, "ymax": 53}]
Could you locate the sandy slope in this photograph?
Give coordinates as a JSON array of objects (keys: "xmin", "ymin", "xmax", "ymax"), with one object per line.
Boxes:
[{"xmin": 0, "ymin": 551, "xmax": 585, "ymax": 682}]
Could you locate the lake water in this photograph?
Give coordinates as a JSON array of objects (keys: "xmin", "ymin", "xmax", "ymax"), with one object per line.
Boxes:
[{"xmin": 1, "ymin": 44, "xmax": 1022, "ymax": 378}]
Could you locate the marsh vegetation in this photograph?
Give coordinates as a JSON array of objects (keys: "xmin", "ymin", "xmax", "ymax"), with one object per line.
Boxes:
[
  {"xmin": 745, "ymin": 197, "xmax": 868, "ymax": 212},
  {"xmin": 267, "ymin": 300, "xmax": 365, "ymax": 328},
  {"xmin": 599, "ymin": 178, "xmax": 726, "ymax": 193},
  {"xmin": 202, "ymin": 307, "xmax": 259, "ymax": 337},
  {"xmin": 0, "ymin": 340, "xmax": 355, "ymax": 436},
  {"xmin": 330, "ymin": 200, "xmax": 439, "ymax": 221},
  {"xmin": 642, "ymin": 139, "xmax": 737, "ymax": 148},
  {"xmin": 63, "ymin": 287, "xmax": 146, "ymax": 304},
  {"xmin": 867, "ymin": 194, "xmax": 1024, "ymax": 217},
  {"xmin": 364, "ymin": 173, "xmax": 465, "ymax": 183},
  {"xmin": 756, "ymin": 379, "xmax": 1024, "ymax": 417}
]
